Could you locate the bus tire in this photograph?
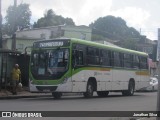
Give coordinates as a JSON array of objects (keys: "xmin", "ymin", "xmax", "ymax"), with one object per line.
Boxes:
[
  {"xmin": 52, "ymin": 92, "xmax": 62, "ymax": 99},
  {"xmin": 122, "ymin": 80, "xmax": 135, "ymax": 96},
  {"xmin": 83, "ymin": 81, "xmax": 94, "ymax": 98},
  {"xmin": 97, "ymin": 91, "xmax": 109, "ymax": 97}
]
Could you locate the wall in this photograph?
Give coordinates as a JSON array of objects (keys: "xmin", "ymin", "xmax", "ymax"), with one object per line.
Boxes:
[
  {"xmin": 3, "ymin": 38, "xmax": 38, "ymax": 54},
  {"xmin": 62, "ymin": 26, "xmax": 92, "ymax": 41},
  {"xmin": 16, "ymin": 39, "xmax": 37, "ymax": 54},
  {"xmin": 16, "ymin": 26, "xmax": 61, "ymax": 40},
  {"xmin": 16, "ymin": 29, "xmax": 49, "ymax": 39},
  {"xmin": 3, "ymin": 25, "xmax": 92, "ymax": 54}
]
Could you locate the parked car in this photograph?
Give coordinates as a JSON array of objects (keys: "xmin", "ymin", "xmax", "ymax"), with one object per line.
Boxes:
[{"xmin": 138, "ymin": 77, "xmax": 158, "ymax": 91}]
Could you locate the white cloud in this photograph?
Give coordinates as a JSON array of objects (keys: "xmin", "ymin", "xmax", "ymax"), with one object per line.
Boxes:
[
  {"xmin": 108, "ymin": 6, "xmax": 158, "ymax": 39},
  {"xmin": 111, "ymin": 7, "xmax": 150, "ymax": 28},
  {"xmin": 1, "ymin": 0, "xmax": 159, "ymax": 40},
  {"xmin": 29, "ymin": 0, "xmax": 112, "ymax": 26},
  {"xmin": 1, "ymin": 0, "xmax": 13, "ymax": 19},
  {"xmin": 77, "ymin": 0, "xmax": 112, "ymax": 25},
  {"xmin": 146, "ymin": 32, "xmax": 157, "ymax": 40}
]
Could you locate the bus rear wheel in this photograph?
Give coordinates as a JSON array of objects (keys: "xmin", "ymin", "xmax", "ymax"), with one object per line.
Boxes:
[
  {"xmin": 52, "ymin": 92, "xmax": 62, "ymax": 99},
  {"xmin": 97, "ymin": 91, "xmax": 109, "ymax": 97},
  {"xmin": 83, "ymin": 82, "xmax": 94, "ymax": 98},
  {"xmin": 122, "ymin": 81, "xmax": 135, "ymax": 96}
]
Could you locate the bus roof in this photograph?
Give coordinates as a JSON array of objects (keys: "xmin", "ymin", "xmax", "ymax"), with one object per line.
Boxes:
[
  {"xmin": 70, "ymin": 38, "xmax": 148, "ymax": 57},
  {"xmin": 33, "ymin": 38, "xmax": 148, "ymax": 57}
]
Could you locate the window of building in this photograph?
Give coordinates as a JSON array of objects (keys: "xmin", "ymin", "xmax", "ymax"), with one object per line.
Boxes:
[
  {"xmin": 50, "ymin": 31, "xmax": 54, "ymax": 38},
  {"xmin": 40, "ymin": 33, "xmax": 46, "ymax": 39},
  {"xmin": 81, "ymin": 33, "xmax": 86, "ymax": 40},
  {"xmin": 17, "ymin": 44, "xmax": 24, "ymax": 50}
]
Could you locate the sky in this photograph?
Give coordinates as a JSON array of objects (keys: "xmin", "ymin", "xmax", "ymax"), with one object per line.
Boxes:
[{"xmin": 1, "ymin": 0, "xmax": 160, "ymax": 40}]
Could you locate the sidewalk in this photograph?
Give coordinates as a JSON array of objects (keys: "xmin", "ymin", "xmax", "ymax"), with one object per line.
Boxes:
[{"xmin": 0, "ymin": 87, "xmax": 52, "ymax": 99}]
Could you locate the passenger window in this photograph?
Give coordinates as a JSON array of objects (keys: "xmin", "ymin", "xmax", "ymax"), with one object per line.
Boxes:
[{"xmin": 100, "ymin": 49, "xmax": 111, "ymax": 66}]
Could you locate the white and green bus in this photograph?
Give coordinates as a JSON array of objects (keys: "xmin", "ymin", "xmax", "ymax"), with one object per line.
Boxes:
[{"xmin": 29, "ymin": 38, "xmax": 150, "ymax": 99}]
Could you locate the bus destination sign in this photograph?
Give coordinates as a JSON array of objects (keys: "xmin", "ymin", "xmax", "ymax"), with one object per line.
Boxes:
[
  {"xmin": 34, "ymin": 40, "xmax": 70, "ymax": 48},
  {"xmin": 40, "ymin": 42, "xmax": 63, "ymax": 47}
]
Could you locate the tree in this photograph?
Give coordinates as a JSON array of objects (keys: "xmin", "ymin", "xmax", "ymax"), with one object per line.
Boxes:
[
  {"xmin": 33, "ymin": 9, "xmax": 75, "ymax": 28},
  {"xmin": 4, "ymin": 3, "xmax": 31, "ymax": 35},
  {"xmin": 65, "ymin": 18, "xmax": 75, "ymax": 26},
  {"xmin": 120, "ymin": 38, "xmax": 137, "ymax": 50},
  {"xmin": 89, "ymin": 15, "xmax": 142, "ymax": 50}
]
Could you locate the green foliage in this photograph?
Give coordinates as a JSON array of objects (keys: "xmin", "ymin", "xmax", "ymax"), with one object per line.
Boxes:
[
  {"xmin": 90, "ymin": 15, "xmax": 142, "ymax": 50},
  {"xmin": 4, "ymin": 3, "xmax": 31, "ymax": 35},
  {"xmin": 33, "ymin": 9, "xmax": 75, "ymax": 28},
  {"xmin": 91, "ymin": 34, "xmax": 105, "ymax": 41},
  {"xmin": 120, "ymin": 38, "xmax": 137, "ymax": 50}
]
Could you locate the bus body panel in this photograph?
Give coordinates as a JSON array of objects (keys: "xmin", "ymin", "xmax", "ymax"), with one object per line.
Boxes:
[
  {"xmin": 112, "ymin": 69, "xmax": 141, "ymax": 90},
  {"xmin": 55, "ymin": 78, "xmax": 73, "ymax": 92},
  {"xmin": 71, "ymin": 69, "xmax": 112, "ymax": 92},
  {"xmin": 137, "ymin": 70, "xmax": 150, "ymax": 90},
  {"xmin": 29, "ymin": 77, "xmax": 73, "ymax": 92},
  {"xmin": 71, "ymin": 70, "xmax": 87, "ymax": 92}
]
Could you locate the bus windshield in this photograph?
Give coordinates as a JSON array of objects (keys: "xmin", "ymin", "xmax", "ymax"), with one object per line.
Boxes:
[{"xmin": 30, "ymin": 48, "xmax": 69, "ymax": 80}]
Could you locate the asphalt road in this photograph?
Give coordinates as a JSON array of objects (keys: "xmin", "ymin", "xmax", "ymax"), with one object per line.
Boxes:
[{"xmin": 0, "ymin": 91, "xmax": 157, "ymax": 120}]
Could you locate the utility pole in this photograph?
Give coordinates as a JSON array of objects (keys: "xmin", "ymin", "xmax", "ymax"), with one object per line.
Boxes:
[
  {"xmin": 0, "ymin": 0, "xmax": 2, "ymax": 91},
  {"xmin": 0, "ymin": 0, "xmax": 2, "ymax": 48},
  {"xmin": 157, "ymin": 28, "xmax": 160, "ymax": 120},
  {"xmin": 12, "ymin": 0, "xmax": 17, "ymax": 51}
]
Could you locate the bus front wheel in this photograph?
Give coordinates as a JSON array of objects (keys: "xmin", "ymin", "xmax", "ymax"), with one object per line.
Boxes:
[
  {"xmin": 52, "ymin": 92, "xmax": 62, "ymax": 99},
  {"xmin": 83, "ymin": 82, "xmax": 94, "ymax": 98}
]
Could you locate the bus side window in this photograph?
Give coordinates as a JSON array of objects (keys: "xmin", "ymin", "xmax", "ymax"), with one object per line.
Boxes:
[
  {"xmin": 124, "ymin": 54, "xmax": 132, "ymax": 68},
  {"xmin": 140, "ymin": 56, "xmax": 148, "ymax": 69},
  {"xmin": 133, "ymin": 55, "xmax": 139, "ymax": 69},
  {"xmin": 73, "ymin": 50, "xmax": 84, "ymax": 67},
  {"xmin": 100, "ymin": 49, "xmax": 111, "ymax": 66},
  {"xmin": 87, "ymin": 47, "xmax": 99, "ymax": 65},
  {"xmin": 77, "ymin": 51, "xmax": 83, "ymax": 65},
  {"xmin": 113, "ymin": 52, "xmax": 121, "ymax": 67}
]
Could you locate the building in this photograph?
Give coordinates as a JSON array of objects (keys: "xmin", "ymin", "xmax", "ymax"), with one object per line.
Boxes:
[
  {"xmin": 12, "ymin": 25, "xmax": 91, "ymax": 53},
  {"xmin": 2, "ymin": 25, "xmax": 92, "ymax": 54}
]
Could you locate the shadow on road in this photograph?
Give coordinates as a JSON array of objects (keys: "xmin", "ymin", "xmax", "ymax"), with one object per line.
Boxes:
[{"xmin": 20, "ymin": 92, "xmax": 153, "ymax": 101}]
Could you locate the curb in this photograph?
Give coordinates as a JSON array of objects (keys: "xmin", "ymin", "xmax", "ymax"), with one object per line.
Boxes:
[
  {"xmin": 0, "ymin": 92, "xmax": 83, "ymax": 99},
  {"xmin": 0, "ymin": 95, "xmax": 52, "ymax": 100},
  {"xmin": 0, "ymin": 95, "xmax": 52, "ymax": 99},
  {"xmin": 0, "ymin": 90, "xmax": 52, "ymax": 99}
]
